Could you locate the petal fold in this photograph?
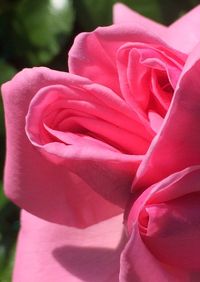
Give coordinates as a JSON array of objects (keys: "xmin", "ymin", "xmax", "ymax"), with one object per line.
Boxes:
[
  {"xmin": 120, "ymin": 226, "xmax": 187, "ymax": 282},
  {"xmin": 134, "ymin": 43, "xmax": 200, "ymax": 189},
  {"xmin": 69, "ymin": 24, "xmax": 168, "ymax": 95},
  {"xmin": 1, "ymin": 67, "xmax": 126, "ymax": 227}
]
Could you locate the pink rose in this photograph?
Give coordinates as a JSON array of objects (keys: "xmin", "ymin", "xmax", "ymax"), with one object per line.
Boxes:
[
  {"xmin": 122, "ymin": 166, "xmax": 200, "ymax": 281},
  {"xmin": 2, "ymin": 3, "xmax": 200, "ymax": 282}
]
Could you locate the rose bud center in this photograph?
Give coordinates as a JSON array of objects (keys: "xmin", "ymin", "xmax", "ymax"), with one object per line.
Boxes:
[{"xmin": 117, "ymin": 43, "xmax": 186, "ymax": 132}]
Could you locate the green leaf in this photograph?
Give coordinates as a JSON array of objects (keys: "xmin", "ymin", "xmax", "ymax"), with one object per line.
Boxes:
[
  {"xmin": 0, "ymin": 60, "xmax": 16, "ymax": 85},
  {"xmin": 0, "ymin": 0, "xmax": 75, "ymax": 66},
  {"xmin": 0, "ymin": 244, "xmax": 16, "ymax": 282},
  {"xmin": 0, "ymin": 182, "xmax": 19, "ymax": 281},
  {"xmin": 17, "ymin": 0, "xmax": 75, "ymax": 64},
  {"xmin": 156, "ymin": 0, "xmax": 199, "ymax": 25},
  {"xmin": 73, "ymin": 0, "xmax": 116, "ymax": 30},
  {"xmin": 0, "ymin": 183, "xmax": 8, "ymax": 210}
]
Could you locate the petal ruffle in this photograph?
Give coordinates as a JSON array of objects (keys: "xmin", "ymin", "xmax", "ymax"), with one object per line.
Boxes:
[
  {"xmin": 120, "ymin": 226, "xmax": 187, "ymax": 282},
  {"xmin": 68, "ymin": 25, "xmax": 168, "ymax": 95},
  {"xmin": 134, "ymin": 43, "xmax": 200, "ymax": 189},
  {"xmin": 123, "ymin": 166, "xmax": 200, "ymax": 282},
  {"xmin": 1, "ymin": 67, "xmax": 127, "ymax": 227}
]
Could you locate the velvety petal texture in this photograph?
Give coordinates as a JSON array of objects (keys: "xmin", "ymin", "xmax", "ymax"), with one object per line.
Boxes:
[
  {"xmin": 116, "ymin": 42, "xmax": 185, "ymax": 132},
  {"xmin": 24, "ymin": 69, "xmax": 147, "ymax": 207},
  {"xmin": 120, "ymin": 226, "xmax": 187, "ymax": 282},
  {"xmin": 2, "ymin": 67, "xmax": 126, "ymax": 227},
  {"xmin": 134, "ymin": 43, "xmax": 200, "ymax": 189},
  {"xmin": 14, "ymin": 211, "xmax": 126, "ymax": 282},
  {"xmin": 69, "ymin": 24, "xmax": 186, "ymax": 136},
  {"xmin": 122, "ymin": 166, "xmax": 200, "ymax": 281},
  {"xmin": 69, "ymin": 24, "xmax": 186, "ymax": 96}
]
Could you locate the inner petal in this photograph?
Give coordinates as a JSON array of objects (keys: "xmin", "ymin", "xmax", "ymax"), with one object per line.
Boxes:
[
  {"xmin": 150, "ymin": 69, "xmax": 173, "ymax": 115},
  {"xmin": 148, "ymin": 111, "xmax": 163, "ymax": 133},
  {"xmin": 26, "ymin": 84, "xmax": 154, "ymax": 156},
  {"xmin": 139, "ymin": 193, "xmax": 200, "ymax": 270}
]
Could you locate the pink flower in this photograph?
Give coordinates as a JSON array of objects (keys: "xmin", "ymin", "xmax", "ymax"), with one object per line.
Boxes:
[
  {"xmin": 2, "ymin": 3, "xmax": 200, "ymax": 282},
  {"xmin": 122, "ymin": 166, "xmax": 200, "ymax": 281}
]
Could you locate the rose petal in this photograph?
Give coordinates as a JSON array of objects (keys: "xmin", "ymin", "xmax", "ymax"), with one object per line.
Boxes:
[
  {"xmin": 1, "ymin": 67, "xmax": 126, "ymax": 227},
  {"xmin": 23, "ymin": 70, "xmax": 146, "ymax": 207},
  {"xmin": 124, "ymin": 167, "xmax": 200, "ymax": 281},
  {"xmin": 134, "ymin": 42, "xmax": 200, "ymax": 189},
  {"xmin": 167, "ymin": 5, "xmax": 200, "ymax": 53},
  {"xmin": 113, "ymin": 3, "xmax": 166, "ymax": 37},
  {"xmin": 68, "ymin": 25, "xmax": 168, "ymax": 95},
  {"xmin": 116, "ymin": 42, "xmax": 185, "ymax": 118},
  {"xmin": 128, "ymin": 166, "xmax": 200, "ymax": 231},
  {"xmin": 13, "ymin": 210, "xmax": 126, "ymax": 282},
  {"xmin": 144, "ymin": 194, "xmax": 200, "ymax": 270},
  {"xmin": 26, "ymin": 83, "xmax": 152, "ymax": 155},
  {"xmin": 120, "ymin": 225, "xmax": 187, "ymax": 282}
]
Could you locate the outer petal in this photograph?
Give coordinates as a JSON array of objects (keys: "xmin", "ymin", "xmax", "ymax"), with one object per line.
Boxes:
[
  {"xmin": 120, "ymin": 226, "xmax": 187, "ymax": 282},
  {"xmin": 113, "ymin": 4, "xmax": 200, "ymax": 54},
  {"xmin": 24, "ymin": 72, "xmax": 145, "ymax": 207},
  {"xmin": 134, "ymin": 43, "xmax": 200, "ymax": 189},
  {"xmin": 113, "ymin": 3, "xmax": 166, "ymax": 37},
  {"xmin": 13, "ymin": 210, "xmax": 126, "ymax": 282},
  {"xmin": 1, "ymin": 67, "xmax": 125, "ymax": 228},
  {"xmin": 68, "ymin": 25, "xmax": 168, "ymax": 95},
  {"xmin": 167, "ymin": 5, "xmax": 200, "ymax": 53},
  {"xmin": 123, "ymin": 166, "xmax": 200, "ymax": 282}
]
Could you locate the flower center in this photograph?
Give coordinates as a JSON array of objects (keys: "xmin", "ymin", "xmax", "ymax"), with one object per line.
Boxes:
[{"xmin": 117, "ymin": 42, "xmax": 187, "ymax": 133}]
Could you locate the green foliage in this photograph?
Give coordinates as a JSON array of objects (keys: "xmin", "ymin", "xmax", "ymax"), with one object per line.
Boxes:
[
  {"xmin": 0, "ymin": 183, "xmax": 19, "ymax": 282},
  {"xmin": 73, "ymin": 0, "xmax": 116, "ymax": 30},
  {"xmin": 0, "ymin": 60, "xmax": 16, "ymax": 85},
  {"xmin": 156, "ymin": 0, "xmax": 200, "ymax": 25},
  {"xmin": 0, "ymin": 0, "xmax": 74, "ymax": 67},
  {"xmin": 73, "ymin": 0, "xmax": 200, "ymax": 31},
  {"xmin": 0, "ymin": 244, "xmax": 16, "ymax": 282},
  {"xmin": 73, "ymin": 0, "xmax": 163, "ymax": 31}
]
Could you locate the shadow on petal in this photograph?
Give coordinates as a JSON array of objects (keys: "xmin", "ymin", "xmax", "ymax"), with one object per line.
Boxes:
[{"xmin": 53, "ymin": 231, "xmax": 127, "ymax": 282}]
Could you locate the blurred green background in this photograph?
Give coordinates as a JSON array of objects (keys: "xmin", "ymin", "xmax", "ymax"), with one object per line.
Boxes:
[{"xmin": 0, "ymin": 0, "xmax": 199, "ymax": 280}]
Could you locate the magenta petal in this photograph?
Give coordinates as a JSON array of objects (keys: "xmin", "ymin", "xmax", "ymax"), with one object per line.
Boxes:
[
  {"xmin": 127, "ymin": 166, "xmax": 200, "ymax": 278},
  {"xmin": 13, "ymin": 210, "xmax": 126, "ymax": 282},
  {"xmin": 144, "ymin": 195, "xmax": 200, "ymax": 270},
  {"xmin": 113, "ymin": 3, "xmax": 166, "ymax": 37},
  {"xmin": 167, "ymin": 5, "xmax": 200, "ymax": 53},
  {"xmin": 120, "ymin": 225, "xmax": 187, "ymax": 282},
  {"xmin": 23, "ymin": 69, "xmax": 145, "ymax": 207},
  {"xmin": 134, "ymin": 43, "xmax": 200, "ymax": 189},
  {"xmin": 68, "ymin": 25, "xmax": 167, "ymax": 95},
  {"xmin": 1, "ymin": 67, "xmax": 126, "ymax": 227}
]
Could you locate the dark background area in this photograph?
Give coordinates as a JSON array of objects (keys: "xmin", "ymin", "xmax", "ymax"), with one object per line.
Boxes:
[{"xmin": 0, "ymin": 0, "xmax": 199, "ymax": 280}]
